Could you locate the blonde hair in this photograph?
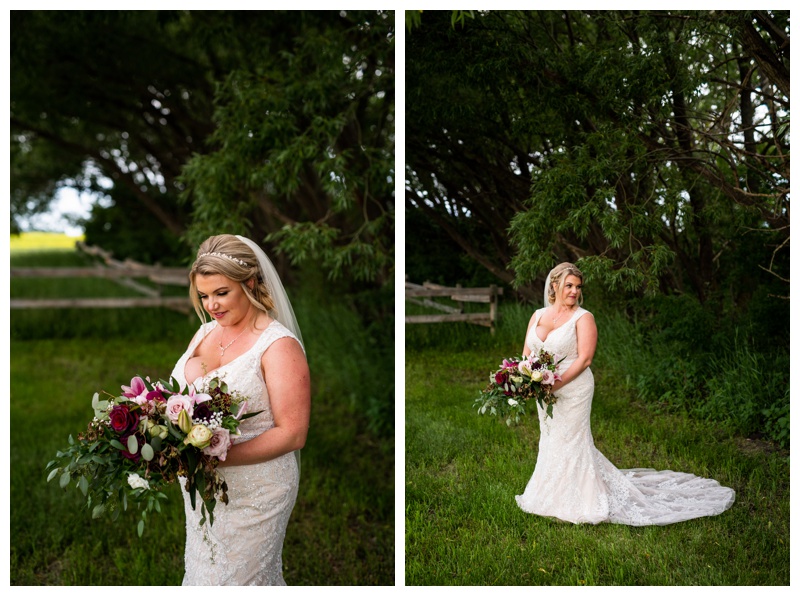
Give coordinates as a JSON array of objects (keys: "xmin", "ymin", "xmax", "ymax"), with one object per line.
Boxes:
[
  {"xmin": 189, "ymin": 234, "xmax": 275, "ymax": 326},
  {"xmin": 546, "ymin": 262, "xmax": 584, "ymax": 305}
]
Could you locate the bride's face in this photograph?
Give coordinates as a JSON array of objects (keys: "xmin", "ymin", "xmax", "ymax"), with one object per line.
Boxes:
[
  {"xmin": 195, "ymin": 273, "xmax": 254, "ymax": 326},
  {"xmin": 559, "ymin": 274, "xmax": 583, "ymax": 307}
]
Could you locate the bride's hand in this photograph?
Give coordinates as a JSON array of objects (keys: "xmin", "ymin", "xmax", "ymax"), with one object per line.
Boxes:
[{"xmin": 551, "ymin": 379, "xmax": 564, "ymax": 392}]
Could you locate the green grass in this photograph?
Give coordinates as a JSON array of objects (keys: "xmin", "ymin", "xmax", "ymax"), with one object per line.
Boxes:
[
  {"xmin": 405, "ymin": 326, "xmax": 789, "ymax": 585},
  {"xmin": 11, "ymin": 241, "xmax": 394, "ymax": 585}
]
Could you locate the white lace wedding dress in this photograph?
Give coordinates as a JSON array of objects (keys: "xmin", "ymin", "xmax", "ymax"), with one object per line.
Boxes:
[
  {"xmin": 515, "ymin": 307, "xmax": 735, "ymax": 525},
  {"xmin": 170, "ymin": 319, "xmax": 301, "ymax": 585}
]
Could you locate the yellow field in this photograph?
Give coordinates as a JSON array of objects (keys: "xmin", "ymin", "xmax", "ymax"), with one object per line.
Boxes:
[{"xmin": 9, "ymin": 232, "xmax": 84, "ymax": 251}]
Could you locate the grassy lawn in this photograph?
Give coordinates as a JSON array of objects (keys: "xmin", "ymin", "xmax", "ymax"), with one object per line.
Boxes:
[
  {"xmin": 405, "ymin": 337, "xmax": 789, "ymax": 585},
  {"xmin": 10, "ymin": 239, "xmax": 394, "ymax": 585}
]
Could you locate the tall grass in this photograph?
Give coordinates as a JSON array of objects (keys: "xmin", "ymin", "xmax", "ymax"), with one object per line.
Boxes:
[
  {"xmin": 407, "ymin": 298, "xmax": 789, "ymax": 447},
  {"xmin": 11, "ymin": 242, "xmax": 394, "ymax": 585},
  {"xmin": 405, "ymin": 313, "xmax": 789, "ymax": 585}
]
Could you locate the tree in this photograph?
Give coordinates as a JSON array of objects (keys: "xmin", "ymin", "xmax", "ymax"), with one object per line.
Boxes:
[
  {"xmin": 406, "ymin": 11, "xmax": 788, "ymax": 305},
  {"xmin": 180, "ymin": 11, "xmax": 395, "ymax": 287},
  {"xmin": 11, "ymin": 10, "xmax": 395, "ymax": 289}
]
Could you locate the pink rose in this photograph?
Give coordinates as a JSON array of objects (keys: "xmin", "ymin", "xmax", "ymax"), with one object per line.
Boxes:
[
  {"xmin": 202, "ymin": 428, "xmax": 232, "ymax": 461},
  {"xmin": 540, "ymin": 369, "xmax": 555, "ymax": 385},
  {"xmin": 165, "ymin": 395, "xmax": 194, "ymax": 423}
]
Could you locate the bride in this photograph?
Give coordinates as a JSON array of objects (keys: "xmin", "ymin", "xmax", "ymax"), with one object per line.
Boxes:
[
  {"xmin": 515, "ymin": 263, "xmax": 735, "ymax": 525},
  {"xmin": 170, "ymin": 234, "xmax": 310, "ymax": 584}
]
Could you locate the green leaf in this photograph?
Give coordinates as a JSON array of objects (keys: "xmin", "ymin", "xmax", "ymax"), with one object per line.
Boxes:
[
  {"xmin": 92, "ymin": 504, "xmax": 105, "ymax": 519},
  {"xmin": 46, "ymin": 468, "xmax": 60, "ymax": 483},
  {"xmin": 59, "ymin": 471, "xmax": 71, "ymax": 489},
  {"xmin": 109, "ymin": 439, "xmax": 126, "ymax": 450},
  {"xmin": 141, "ymin": 443, "xmax": 154, "ymax": 461},
  {"xmin": 137, "ymin": 520, "xmax": 145, "ymax": 537},
  {"xmin": 78, "ymin": 476, "xmax": 89, "ymax": 497},
  {"xmin": 127, "ymin": 434, "xmax": 139, "ymax": 455}
]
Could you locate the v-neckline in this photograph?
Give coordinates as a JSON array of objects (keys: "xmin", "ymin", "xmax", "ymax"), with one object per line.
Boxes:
[
  {"xmin": 184, "ymin": 319, "xmax": 277, "ymax": 385},
  {"xmin": 535, "ymin": 307, "xmax": 580, "ymax": 343}
]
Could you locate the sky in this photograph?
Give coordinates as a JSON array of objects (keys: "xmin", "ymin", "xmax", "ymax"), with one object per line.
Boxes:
[{"xmin": 17, "ymin": 187, "xmax": 100, "ymax": 237}]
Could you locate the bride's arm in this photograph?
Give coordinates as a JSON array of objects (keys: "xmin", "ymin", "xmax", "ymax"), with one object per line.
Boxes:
[
  {"xmin": 551, "ymin": 313, "xmax": 597, "ymax": 391},
  {"xmin": 218, "ymin": 337, "xmax": 311, "ymax": 467},
  {"xmin": 522, "ymin": 311, "xmax": 537, "ymax": 357}
]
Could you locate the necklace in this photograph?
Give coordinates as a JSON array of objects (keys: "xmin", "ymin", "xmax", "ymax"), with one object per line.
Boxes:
[
  {"xmin": 219, "ymin": 325, "xmax": 248, "ymax": 356},
  {"xmin": 552, "ymin": 306, "xmax": 572, "ymax": 325}
]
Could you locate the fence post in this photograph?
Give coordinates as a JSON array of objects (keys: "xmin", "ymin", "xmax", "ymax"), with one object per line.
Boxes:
[{"xmin": 489, "ymin": 284, "xmax": 498, "ymax": 336}]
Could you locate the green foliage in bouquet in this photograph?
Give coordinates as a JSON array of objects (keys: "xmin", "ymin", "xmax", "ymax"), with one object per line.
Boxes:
[
  {"xmin": 45, "ymin": 375, "xmax": 258, "ymax": 535},
  {"xmin": 474, "ymin": 350, "xmax": 563, "ymax": 425}
]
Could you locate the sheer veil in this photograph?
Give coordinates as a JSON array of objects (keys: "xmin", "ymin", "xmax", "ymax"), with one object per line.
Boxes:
[
  {"xmin": 236, "ymin": 235, "xmax": 304, "ymax": 351},
  {"xmin": 235, "ymin": 235, "xmax": 304, "ymax": 472},
  {"xmin": 543, "ymin": 272, "xmax": 552, "ymax": 308}
]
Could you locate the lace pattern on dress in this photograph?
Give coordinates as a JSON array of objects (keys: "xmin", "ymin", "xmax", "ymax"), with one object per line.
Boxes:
[
  {"xmin": 515, "ymin": 307, "xmax": 735, "ymax": 526},
  {"xmin": 171, "ymin": 320, "xmax": 301, "ymax": 584}
]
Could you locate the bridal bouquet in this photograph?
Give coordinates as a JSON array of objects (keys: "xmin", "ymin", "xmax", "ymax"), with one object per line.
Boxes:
[
  {"xmin": 46, "ymin": 374, "xmax": 257, "ymax": 536},
  {"xmin": 474, "ymin": 349, "xmax": 564, "ymax": 424}
]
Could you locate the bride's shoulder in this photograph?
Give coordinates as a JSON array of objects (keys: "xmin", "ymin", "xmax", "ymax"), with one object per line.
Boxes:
[
  {"xmin": 187, "ymin": 320, "xmax": 215, "ymax": 345},
  {"xmin": 526, "ymin": 307, "xmax": 545, "ymax": 329}
]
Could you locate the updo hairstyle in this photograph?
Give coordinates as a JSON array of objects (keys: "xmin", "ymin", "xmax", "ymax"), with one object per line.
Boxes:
[
  {"xmin": 546, "ymin": 262, "xmax": 585, "ymax": 306},
  {"xmin": 189, "ymin": 234, "xmax": 275, "ymax": 326}
]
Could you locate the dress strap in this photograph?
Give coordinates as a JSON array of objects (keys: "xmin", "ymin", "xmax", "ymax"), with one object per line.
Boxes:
[{"xmin": 570, "ymin": 307, "xmax": 591, "ymax": 324}]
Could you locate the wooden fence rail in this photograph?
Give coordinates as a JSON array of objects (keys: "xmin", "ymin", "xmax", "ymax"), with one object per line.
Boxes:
[
  {"xmin": 10, "ymin": 242, "xmax": 192, "ymax": 313},
  {"xmin": 405, "ymin": 281, "xmax": 503, "ymax": 334}
]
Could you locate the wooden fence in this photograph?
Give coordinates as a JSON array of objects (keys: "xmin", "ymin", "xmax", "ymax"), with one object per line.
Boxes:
[
  {"xmin": 405, "ymin": 281, "xmax": 503, "ymax": 334},
  {"xmin": 10, "ymin": 242, "xmax": 192, "ymax": 313}
]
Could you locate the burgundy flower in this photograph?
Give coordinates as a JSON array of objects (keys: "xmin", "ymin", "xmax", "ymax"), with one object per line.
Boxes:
[
  {"xmin": 193, "ymin": 402, "xmax": 213, "ymax": 423},
  {"xmin": 109, "ymin": 405, "xmax": 139, "ymax": 435},
  {"xmin": 495, "ymin": 371, "xmax": 508, "ymax": 385},
  {"xmin": 146, "ymin": 389, "xmax": 166, "ymax": 402}
]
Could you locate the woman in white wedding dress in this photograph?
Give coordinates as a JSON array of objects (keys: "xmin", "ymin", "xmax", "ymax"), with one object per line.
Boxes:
[
  {"xmin": 515, "ymin": 263, "xmax": 735, "ymax": 525},
  {"xmin": 170, "ymin": 234, "xmax": 310, "ymax": 585}
]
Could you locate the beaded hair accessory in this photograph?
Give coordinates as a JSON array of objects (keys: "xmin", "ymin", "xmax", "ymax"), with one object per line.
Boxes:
[{"xmin": 198, "ymin": 251, "xmax": 249, "ymax": 267}]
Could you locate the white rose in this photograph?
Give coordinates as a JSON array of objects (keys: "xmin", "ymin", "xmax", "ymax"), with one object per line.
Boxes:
[
  {"xmin": 531, "ymin": 370, "xmax": 543, "ymax": 382},
  {"xmin": 127, "ymin": 473, "xmax": 150, "ymax": 490},
  {"xmin": 507, "ymin": 398, "xmax": 518, "ymax": 406}
]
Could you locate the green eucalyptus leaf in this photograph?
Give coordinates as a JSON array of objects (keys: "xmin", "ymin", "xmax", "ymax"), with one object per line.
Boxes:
[
  {"xmin": 127, "ymin": 434, "xmax": 139, "ymax": 455},
  {"xmin": 46, "ymin": 468, "xmax": 60, "ymax": 483},
  {"xmin": 137, "ymin": 520, "xmax": 145, "ymax": 537},
  {"xmin": 92, "ymin": 504, "xmax": 105, "ymax": 519},
  {"xmin": 78, "ymin": 476, "xmax": 89, "ymax": 496},
  {"xmin": 59, "ymin": 471, "xmax": 71, "ymax": 489},
  {"xmin": 141, "ymin": 443, "xmax": 154, "ymax": 461}
]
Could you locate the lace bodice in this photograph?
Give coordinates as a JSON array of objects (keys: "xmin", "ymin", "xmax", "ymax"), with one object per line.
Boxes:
[
  {"xmin": 170, "ymin": 319, "xmax": 301, "ymax": 585},
  {"xmin": 516, "ymin": 307, "xmax": 735, "ymax": 525},
  {"xmin": 526, "ymin": 306, "xmax": 588, "ymax": 368},
  {"xmin": 171, "ymin": 319, "xmax": 299, "ymax": 443}
]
